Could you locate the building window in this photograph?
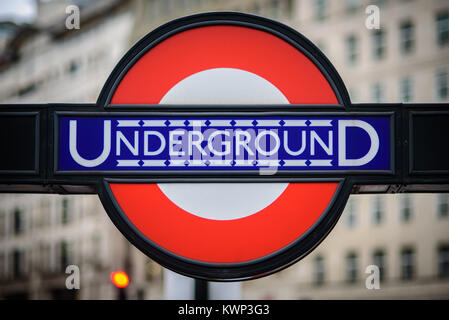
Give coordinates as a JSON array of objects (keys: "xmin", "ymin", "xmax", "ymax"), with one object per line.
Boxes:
[
  {"xmin": 313, "ymin": 255, "xmax": 325, "ymax": 286},
  {"xmin": 436, "ymin": 12, "xmax": 449, "ymax": 46},
  {"xmin": 372, "ymin": 29, "xmax": 386, "ymax": 60},
  {"xmin": 373, "ymin": 249, "xmax": 386, "ymax": 281},
  {"xmin": 18, "ymin": 83, "xmax": 36, "ymax": 97},
  {"xmin": 438, "ymin": 245, "xmax": 449, "ymax": 278},
  {"xmin": 252, "ymin": 2, "xmax": 261, "ymax": 14},
  {"xmin": 176, "ymin": 0, "xmax": 188, "ymax": 12},
  {"xmin": 436, "ymin": 70, "xmax": 449, "ymax": 101},
  {"xmin": 60, "ymin": 240, "xmax": 69, "ymax": 271},
  {"xmin": 399, "ymin": 20, "xmax": 414, "ymax": 54},
  {"xmin": 285, "ymin": 0, "xmax": 294, "ymax": 17},
  {"xmin": 400, "ymin": 247, "xmax": 415, "ymax": 280},
  {"xmin": 137, "ymin": 288, "xmax": 146, "ymax": 300},
  {"xmin": 345, "ymin": 198, "xmax": 357, "ymax": 228},
  {"xmin": 13, "ymin": 208, "xmax": 24, "ymax": 235},
  {"xmin": 0, "ymin": 211, "xmax": 5, "ymax": 239},
  {"xmin": 372, "ymin": 196, "xmax": 384, "ymax": 225},
  {"xmin": 314, "ymin": 0, "xmax": 328, "ymax": 21},
  {"xmin": 61, "ymin": 198, "xmax": 70, "ymax": 225},
  {"xmin": 400, "ymin": 76, "xmax": 413, "ymax": 102},
  {"xmin": 12, "ymin": 249, "xmax": 24, "ymax": 279},
  {"xmin": 157, "ymin": 0, "xmax": 170, "ymax": 16},
  {"xmin": 0, "ymin": 252, "xmax": 4, "ymax": 279},
  {"xmin": 92, "ymin": 234, "xmax": 102, "ymax": 267},
  {"xmin": 40, "ymin": 243, "xmax": 51, "ymax": 272},
  {"xmin": 39, "ymin": 198, "xmax": 51, "ymax": 228},
  {"xmin": 345, "ymin": 252, "xmax": 358, "ymax": 283},
  {"xmin": 145, "ymin": 260, "xmax": 155, "ymax": 282},
  {"xmin": 345, "ymin": 0, "xmax": 360, "ymax": 15},
  {"xmin": 437, "ymin": 194, "xmax": 449, "ymax": 218},
  {"xmin": 69, "ymin": 60, "xmax": 79, "ymax": 75},
  {"xmin": 400, "ymin": 194, "xmax": 412, "ymax": 222},
  {"xmin": 371, "ymin": 82, "xmax": 384, "ymax": 103},
  {"xmin": 372, "ymin": 0, "xmax": 388, "ymax": 6},
  {"xmin": 269, "ymin": 0, "xmax": 282, "ymax": 18},
  {"xmin": 345, "ymin": 35, "xmax": 358, "ymax": 65}
]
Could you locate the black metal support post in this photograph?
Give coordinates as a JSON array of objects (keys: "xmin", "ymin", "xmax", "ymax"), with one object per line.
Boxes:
[{"xmin": 194, "ymin": 279, "xmax": 209, "ymax": 300}]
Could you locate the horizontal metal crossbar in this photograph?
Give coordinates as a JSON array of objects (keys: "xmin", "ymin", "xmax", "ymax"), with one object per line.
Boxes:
[{"xmin": 0, "ymin": 103, "xmax": 448, "ymax": 194}]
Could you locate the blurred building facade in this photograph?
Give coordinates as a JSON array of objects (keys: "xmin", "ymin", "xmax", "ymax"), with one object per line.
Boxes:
[
  {"xmin": 243, "ymin": 0, "xmax": 449, "ymax": 299},
  {"xmin": 0, "ymin": 0, "xmax": 448, "ymax": 300},
  {"xmin": 0, "ymin": 0, "xmax": 163, "ymax": 299}
]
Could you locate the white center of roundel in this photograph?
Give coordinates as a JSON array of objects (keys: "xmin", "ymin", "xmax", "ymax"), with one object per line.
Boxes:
[{"xmin": 158, "ymin": 68, "xmax": 289, "ymax": 220}]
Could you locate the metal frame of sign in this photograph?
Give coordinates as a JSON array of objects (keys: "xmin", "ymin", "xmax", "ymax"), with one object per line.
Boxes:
[{"xmin": 0, "ymin": 12, "xmax": 448, "ymax": 280}]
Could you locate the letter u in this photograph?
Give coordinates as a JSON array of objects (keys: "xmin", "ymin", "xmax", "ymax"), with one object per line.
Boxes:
[
  {"xmin": 69, "ymin": 120, "xmax": 111, "ymax": 167},
  {"xmin": 284, "ymin": 131, "xmax": 306, "ymax": 156}
]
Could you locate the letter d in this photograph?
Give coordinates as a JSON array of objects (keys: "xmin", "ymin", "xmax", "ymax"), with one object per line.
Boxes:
[{"xmin": 338, "ymin": 120, "xmax": 379, "ymax": 166}]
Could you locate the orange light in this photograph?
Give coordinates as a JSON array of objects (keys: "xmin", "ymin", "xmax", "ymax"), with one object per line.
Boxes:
[{"xmin": 110, "ymin": 271, "xmax": 129, "ymax": 288}]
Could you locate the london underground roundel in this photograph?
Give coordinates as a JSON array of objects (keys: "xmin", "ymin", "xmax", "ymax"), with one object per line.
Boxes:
[{"xmin": 95, "ymin": 12, "xmax": 357, "ymax": 280}]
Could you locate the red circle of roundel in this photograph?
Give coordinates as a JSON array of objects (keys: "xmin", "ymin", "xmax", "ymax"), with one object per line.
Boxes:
[
  {"xmin": 110, "ymin": 183, "xmax": 338, "ymax": 263},
  {"xmin": 108, "ymin": 25, "xmax": 341, "ymax": 264},
  {"xmin": 110, "ymin": 25, "xmax": 338, "ymax": 105}
]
